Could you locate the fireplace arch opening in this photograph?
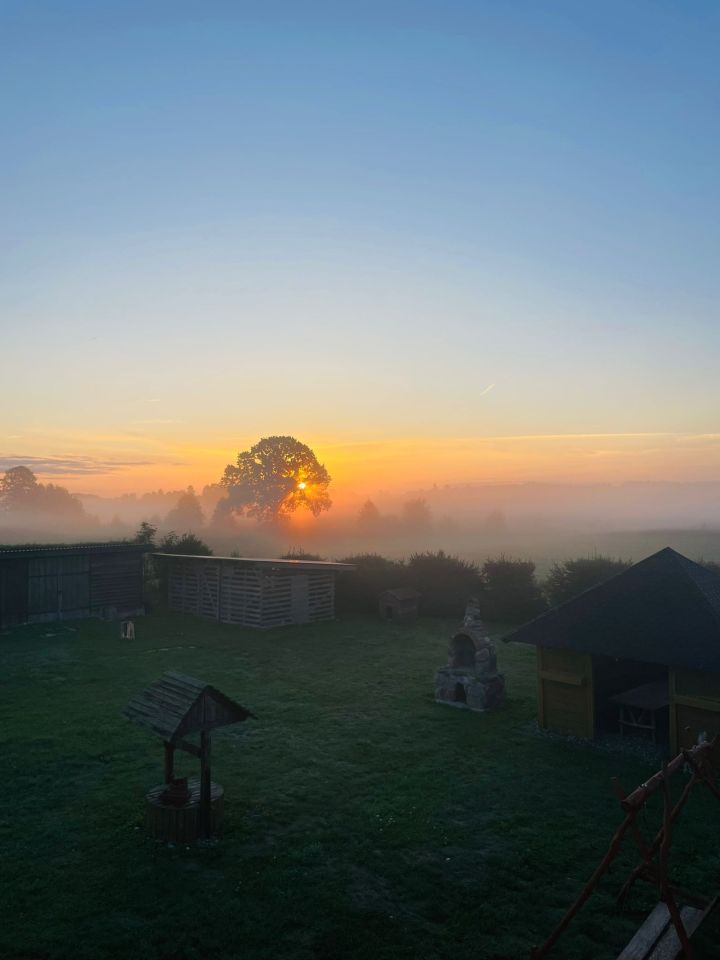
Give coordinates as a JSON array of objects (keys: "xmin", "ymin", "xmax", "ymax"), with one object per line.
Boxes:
[
  {"xmin": 454, "ymin": 682, "xmax": 467, "ymax": 703},
  {"xmin": 450, "ymin": 634, "xmax": 476, "ymax": 669}
]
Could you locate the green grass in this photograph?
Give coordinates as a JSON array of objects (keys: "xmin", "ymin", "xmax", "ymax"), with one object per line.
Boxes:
[{"xmin": 1, "ymin": 615, "xmax": 718, "ymax": 960}]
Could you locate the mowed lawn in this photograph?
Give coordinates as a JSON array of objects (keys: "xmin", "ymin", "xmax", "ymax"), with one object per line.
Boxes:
[{"xmin": 1, "ymin": 615, "xmax": 719, "ymax": 960}]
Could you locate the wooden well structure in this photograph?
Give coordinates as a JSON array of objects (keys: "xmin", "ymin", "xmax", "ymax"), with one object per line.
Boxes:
[{"xmin": 123, "ymin": 671, "xmax": 255, "ymax": 841}]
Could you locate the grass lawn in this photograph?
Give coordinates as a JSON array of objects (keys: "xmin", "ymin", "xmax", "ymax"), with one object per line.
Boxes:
[{"xmin": 1, "ymin": 614, "xmax": 718, "ymax": 960}]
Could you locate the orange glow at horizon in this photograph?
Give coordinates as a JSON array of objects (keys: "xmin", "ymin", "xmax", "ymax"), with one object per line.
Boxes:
[{"xmin": 12, "ymin": 430, "xmax": 720, "ymax": 504}]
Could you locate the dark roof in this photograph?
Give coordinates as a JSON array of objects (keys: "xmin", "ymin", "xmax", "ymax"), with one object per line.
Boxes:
[
  {"xmin": 154, "ymin": 553, "xmax": 353, "ymax": 572},
  {"xmin": 379, "ymin": 588, "xmax": 422, "ymax": 601},
  {"xmin": 0, "ymin": 541, "xmax": 149, "ymax": 559},
  {"xmin": 503, "ymin": 548, "xmax": 720, "ymax": 672},
  {"xmin": 123, "ymin": 670, "xmax": 255, "ymax": 742}
]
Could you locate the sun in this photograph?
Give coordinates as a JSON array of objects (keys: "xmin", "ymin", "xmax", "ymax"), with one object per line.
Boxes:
[{"xmin": 297, "ymin": 481, "xmax": 307, "ymax": 490}]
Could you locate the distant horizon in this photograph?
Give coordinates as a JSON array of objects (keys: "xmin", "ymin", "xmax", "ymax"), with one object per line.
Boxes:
[
  {"xmin": 3, "ymin": 429, "xmax": 720, "ymax": 501},
  {"xmin": 3, "ymin": 4, "xmax": 719, "ymax": 512}
]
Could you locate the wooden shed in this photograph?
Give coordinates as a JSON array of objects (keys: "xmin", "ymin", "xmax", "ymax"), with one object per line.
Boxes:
[
  {"xmin": 379, "ymin": 587, "xmax": 421, "ymax": 622},
  {"xmin": 159, "ymin": 554, "xmax": 353, "ymax": 628},
  {"xmin": 504, "ymin": 548, "xmax": 720, "ymax": 753},
  {"xmin": 0, "ymin": 542, "xmax": 147, "ymax": 627}
]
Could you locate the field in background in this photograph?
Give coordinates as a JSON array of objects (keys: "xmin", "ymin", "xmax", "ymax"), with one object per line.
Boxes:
[
  {"xmin": 205, "ymin": 527, "xmax": 720, "ymax": 577},
  {"xmin": 2, "ymin": 614, "xmax": 719, "ymax": 960}
]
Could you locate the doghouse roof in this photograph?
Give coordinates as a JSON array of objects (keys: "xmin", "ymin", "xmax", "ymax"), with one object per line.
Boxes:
[
  {"xmin": 503, "ymin": 548, "xmax": 720, "ymax": 672},
  {"xmin": 123, "ymin": 671, "xmax": 255, "ymax": 742},
  {"xmin": 379, "ymin": 588, "xmax": 421, "ymax": 601}
]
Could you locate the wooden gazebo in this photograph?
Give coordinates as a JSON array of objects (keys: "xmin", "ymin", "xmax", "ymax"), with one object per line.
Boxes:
[{"xmin": 123, "ymin": 671, "xmax": 255, "ymax": 840}]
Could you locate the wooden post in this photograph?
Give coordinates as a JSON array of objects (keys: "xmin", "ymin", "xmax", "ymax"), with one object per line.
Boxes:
[
  {"xmin": 217, "ymin": 563, "xmax": 222, "ymax": 622},
  {"xmin": 164, "ymin": 741, "xmax": 175, "ymax": 783},
  {"xmin": 199, "ymin": 730, "xmax": 211, "ymax": 838},
  {"xmin": 660, "ymin": 763, "xmax": 694, "ymax": 958}
]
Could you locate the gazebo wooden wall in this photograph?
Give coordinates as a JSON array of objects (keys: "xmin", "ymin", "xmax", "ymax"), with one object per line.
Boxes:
[
  {"xmin": 669, "ymin": 668, "xmax": 720, "ymax": 753},
  {"xmin": 0, "ymin": 543, "xmax": 147, "ymax": 627},
  {"xmin": 536, "ymin": 647, "xmax": 594, "ymax": 739},
  {"xmin": 160, "ymin": 555, "xmax": 351, "ymax": 628},
  {"xmin": 506, "ymin": 549, "xmax": 720, "ymax": 748}
]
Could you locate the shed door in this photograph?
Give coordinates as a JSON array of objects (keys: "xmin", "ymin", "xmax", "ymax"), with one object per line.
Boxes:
[
  {"xmin": 0, "ymin": 560, "xmax": 28, "ymax": 626},
  {"xmin": 28, "ymin": 556, "xmax": 90, "ymax": 620},
  {"xmin": 290, "ymin": 575, "xmax": 310, "ymax": 624}
]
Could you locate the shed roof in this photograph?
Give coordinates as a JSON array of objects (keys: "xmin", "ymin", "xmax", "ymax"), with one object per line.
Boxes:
[
  {"xmin": 503, "ymin": 548, "xmax": 720, "ymax": 672},
  {"xmin": 379, "ymin": 588, "xmax": 422, "ymax": 601},
  {"xmin": 0, "ymin": 541, "xmax": 149, "ymax": 559},
  {"xmin": 154, "ymin": 554, "xmax": 353, "ymax": 572},
  {"xmin": 123, "ymin": 670, "xmax": 255, "ymax": 742}
]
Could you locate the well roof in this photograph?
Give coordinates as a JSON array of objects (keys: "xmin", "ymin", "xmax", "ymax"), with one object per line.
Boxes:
[
  {"xmin": 503, "ymin": 548, "xmax": 720, "ymax": 672},
  {"xmin": 123, "ymin": 670, "xmax": 255, "ymax": 742}
]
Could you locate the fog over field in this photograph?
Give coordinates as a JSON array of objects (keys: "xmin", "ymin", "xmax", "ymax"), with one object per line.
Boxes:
[{"xmin": 3, "ymin": 472, "xmax": 720, "ymax": 575}]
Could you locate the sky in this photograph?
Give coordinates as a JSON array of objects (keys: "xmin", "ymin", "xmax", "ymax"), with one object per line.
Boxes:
[{"xmin": 2, "ymin": 1, "xmax": 719, "ymax": 498}]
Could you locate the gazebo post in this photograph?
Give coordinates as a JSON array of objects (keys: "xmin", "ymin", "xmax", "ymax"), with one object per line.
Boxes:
[
  {"xmin": 199, "ymin": 730, "xmax": 211, "ymax": 838},
  {"xmin": 163, "ymin": 741, "xmax": 175, "ymax": 784}
]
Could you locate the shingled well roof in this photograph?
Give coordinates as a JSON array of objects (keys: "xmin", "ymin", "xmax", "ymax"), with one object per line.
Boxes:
[
  {"xmin": 503, "ymin": 547, "xmax": 720, "ymax": 672},
  {"xmin": 123, "ymin": 671, "xmax": 255, "ymax": 742}
]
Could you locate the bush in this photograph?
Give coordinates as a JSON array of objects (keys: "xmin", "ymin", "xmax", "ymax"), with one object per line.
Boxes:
[
  {"xmin": 544, "ymin": 555, "xmax": 631, "ymax": 607},
  {"xmin": 159, "ymin": 532, "xmax": 213, "ymax": 555},
  {"xmin": 480, "ymin": 555, "xmax": 546, "ymax": 622},
  {"xmin": 281, "ymin": 548, "xmax": 326, "ymax": 561},
  {"xmin": 335, "ymin": 553, "xmax": 405, "ymax": 615},
  {"xmin": 405, "ymin": 550, "xmax": 483, "ymax": 618}
]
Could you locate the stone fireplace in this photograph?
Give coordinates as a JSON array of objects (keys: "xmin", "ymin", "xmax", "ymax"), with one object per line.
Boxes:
[{"xmin": 434, "ymin": 599, "xmax": 506, "ymax": 711}]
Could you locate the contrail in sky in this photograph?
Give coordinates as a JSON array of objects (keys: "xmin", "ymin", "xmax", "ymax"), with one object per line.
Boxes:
[{"xmin": 479, "ymin": 383, "xmax": 495, "ymax": 397}]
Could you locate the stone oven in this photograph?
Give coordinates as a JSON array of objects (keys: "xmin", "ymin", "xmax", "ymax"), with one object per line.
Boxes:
[{"xmin": 434, "ymin": 599, "xmax": 506, "ymax": 711}]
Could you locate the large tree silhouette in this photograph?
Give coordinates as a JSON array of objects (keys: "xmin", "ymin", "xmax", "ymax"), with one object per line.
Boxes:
[{"xmin": 217, "ymin": 436, "xmax": 331, "ymax": 522}]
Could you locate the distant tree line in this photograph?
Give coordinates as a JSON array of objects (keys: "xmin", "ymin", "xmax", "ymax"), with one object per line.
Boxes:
[
  {"xmin": 0, "ymin": 466, "xmax": 86, "ymax": 518},
  {"xmin": 130, "ymin": 519, "xmax": 720, "ymax": 624}
]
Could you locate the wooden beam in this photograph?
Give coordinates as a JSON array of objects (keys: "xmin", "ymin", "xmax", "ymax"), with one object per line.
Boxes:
[
  {"xmin": 538, "ymin": 669, "xmax": 587, "ymax": 687},
  {"xmin": 163, "ymin": 741, "xmax": 174, "ymax": 784},
  {"xmin": 621, "ymin": 741, "xmax": 714, "ymax": 812},
  {"xmin": 199, "ymin": 730, "xmax": 211, "ymax": 839}
]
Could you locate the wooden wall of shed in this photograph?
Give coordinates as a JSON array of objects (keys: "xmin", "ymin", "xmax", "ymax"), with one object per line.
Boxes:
[
  {"xmin": 669, "ymin": 668, "xmax": 720, "ymax": 755},
  {"xmin": 537, "ymin": 647, "xmax": 594, "ymax": 738},
  {"xmin": 0, "ymin": 559, "xmax": 28, "ymax": 627},
  {"xmin": 1, "ymin": 551, "xmax": 144, "ymax": 626},
  {"xmin": 167, "ymin": 561, "xmax": 335, "ymax": 628},
  {"xmin": 90, "ymin": 552, "xmax": 144, "ymax": 614}
]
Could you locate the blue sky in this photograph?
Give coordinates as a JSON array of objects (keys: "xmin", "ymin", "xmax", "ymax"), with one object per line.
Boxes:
[{"xmin": 2, "ymin": 1, "xmax": 719, "ymax": 492}]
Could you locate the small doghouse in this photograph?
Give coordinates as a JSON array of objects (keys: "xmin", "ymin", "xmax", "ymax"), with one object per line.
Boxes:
[
  {"xmin": 379, "ymin": 588, "xmax": 421, "ymax": 622},
  {"xmin": 123, "ymin": 671, "xmax": 255, "ymax": 841}
]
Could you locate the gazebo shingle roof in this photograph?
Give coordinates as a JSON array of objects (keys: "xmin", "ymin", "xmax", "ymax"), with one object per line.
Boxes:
[{"xmin": 503, "ymin": 548, "xmax": 720, "ymax": 672}]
